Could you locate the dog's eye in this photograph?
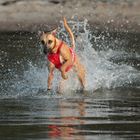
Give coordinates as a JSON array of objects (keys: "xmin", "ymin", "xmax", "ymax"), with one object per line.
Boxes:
[
  {"xmin": 41, "ymin": 40, "xmax": 45, "ymax": 45},
  {"xmin": 48, "ymin": 40, "xmax": 53, "ymax": 44}
]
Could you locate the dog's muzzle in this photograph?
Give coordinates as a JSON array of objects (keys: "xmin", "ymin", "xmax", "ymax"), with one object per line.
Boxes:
[{"xmin": 42, "ymin": 45, "xmax": 52, "ymax": 54}]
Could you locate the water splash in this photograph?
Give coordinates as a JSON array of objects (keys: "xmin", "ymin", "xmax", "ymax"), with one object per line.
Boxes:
[{"xmin": 60, "ymin": 19, "xmax": 140, "ymax": 91}]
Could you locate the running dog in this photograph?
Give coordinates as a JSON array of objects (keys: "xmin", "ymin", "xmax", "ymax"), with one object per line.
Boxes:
[{"xmin": 40, "ymin": 17, "xmax": 85, "ymax": 90}]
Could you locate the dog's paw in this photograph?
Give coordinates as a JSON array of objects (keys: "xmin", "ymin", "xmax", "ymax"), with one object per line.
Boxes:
[
  {"xmin": 62, "ymin": 75, "xmax": 68, "ymax": 80},
  {"xmin": 61, "ymin": 73, "xmax": 68, "ymax": 80}
]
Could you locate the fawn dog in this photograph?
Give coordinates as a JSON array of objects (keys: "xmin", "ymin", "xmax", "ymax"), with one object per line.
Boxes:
[{"xmin": 40, "ymin": 17, "xmax": 85, "ymax": 90}]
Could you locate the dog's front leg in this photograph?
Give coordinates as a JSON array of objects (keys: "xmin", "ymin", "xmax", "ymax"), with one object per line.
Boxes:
[
  {"xmin": 60, "ymin": 67, "xmax": 68, "ymax": 80},
  {"xmin": 60, "ymin": 59, "xmax": 72, "ymax": 80},
  {"xmin": 47, "ymin": 72, "xmax": 54, "ymax": 90},
  {"xmin": 47, "ymin": 63, "xmax": 55, "ymax": 90}
]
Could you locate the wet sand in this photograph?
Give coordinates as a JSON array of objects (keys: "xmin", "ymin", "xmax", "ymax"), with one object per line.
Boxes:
[{"xmin": 0, "ymin": 0, "xmax": 140, "ymax": 32}]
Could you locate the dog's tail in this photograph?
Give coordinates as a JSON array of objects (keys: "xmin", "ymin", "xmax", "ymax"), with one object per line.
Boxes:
[{"xmin": 63, "ymin": 17, "xmax": 75, "ymax": 50}]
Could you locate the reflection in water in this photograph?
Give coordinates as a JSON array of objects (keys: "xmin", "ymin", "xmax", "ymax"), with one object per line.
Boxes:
[{"xmin": 48, "ymin": 99, "xmax": 86, "ymax": 140}]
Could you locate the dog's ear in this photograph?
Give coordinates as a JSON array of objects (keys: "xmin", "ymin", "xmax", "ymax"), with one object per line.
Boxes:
[{"xmin": 51, "ymin": 28, "xmax": 57, "ymax": 36}]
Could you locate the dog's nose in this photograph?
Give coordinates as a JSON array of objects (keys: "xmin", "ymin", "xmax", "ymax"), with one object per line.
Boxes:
[{"xmin": 41, "ymin": 40, "xmax": 45, "ymax": 45}]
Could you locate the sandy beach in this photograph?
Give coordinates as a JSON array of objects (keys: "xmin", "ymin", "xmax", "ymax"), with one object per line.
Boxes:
[{"xmin": 0, "ymin": 0, "xmax": 140, "ymax": 32}]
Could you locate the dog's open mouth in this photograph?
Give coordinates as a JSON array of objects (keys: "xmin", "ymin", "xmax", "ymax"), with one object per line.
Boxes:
[
  {"xmin": 47, "ymin": 47, "xmax": 53, "ymax": 53},
  {"xmin": 43, "ymin": 46, "xmax": 53, "ymax": 54}
]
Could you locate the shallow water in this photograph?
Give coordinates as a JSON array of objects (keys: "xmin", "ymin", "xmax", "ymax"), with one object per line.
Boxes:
[
  {"xmin": 0, "ymin": 20, "xmax": 140, "ymax": 139},
  {"xmin": 0, "ymin": 89, "xmax": 140, "ymax": 140}
]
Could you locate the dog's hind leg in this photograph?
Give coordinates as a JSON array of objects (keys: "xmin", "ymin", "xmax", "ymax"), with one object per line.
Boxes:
[
  {"xmin": 58, "ymin": 79, "xmax": 66, "ymax": 93},
  {"xmin": 75, "ymin": 63, "xmax": 86, "ymax": 89},
  {"xmin": 78, "ymin": 67, "xmax": 86, "ymax": 89}
]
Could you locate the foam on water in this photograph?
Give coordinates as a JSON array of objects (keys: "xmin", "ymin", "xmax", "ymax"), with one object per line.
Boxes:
[{"xmin": 0, "ymin": 19, "xmax": 140, "ymax": 98}]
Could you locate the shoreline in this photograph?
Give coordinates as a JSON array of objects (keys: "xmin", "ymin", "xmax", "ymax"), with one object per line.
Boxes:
[{"xmin": 0, "ymin": 0, "xmax": 139, "ymax": 33}]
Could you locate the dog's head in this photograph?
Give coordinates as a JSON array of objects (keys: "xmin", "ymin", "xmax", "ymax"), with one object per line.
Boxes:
[{"xmin": 39, "ymin": 29, "xmax": 57, "ymax": 53}]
